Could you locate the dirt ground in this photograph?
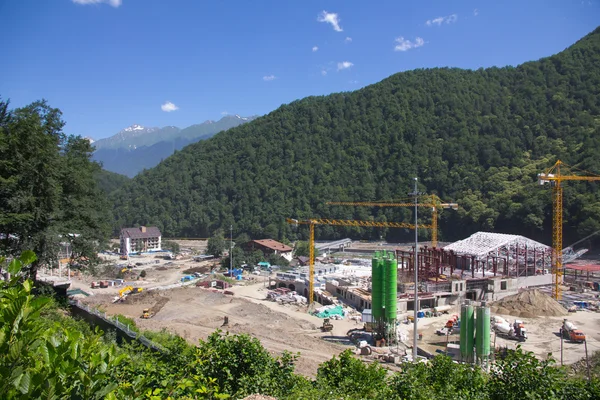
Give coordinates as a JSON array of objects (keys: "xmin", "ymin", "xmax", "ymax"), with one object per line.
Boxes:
[
  {"xmin": 69, "ymin": 239, "xmax": 600, "ymax": 373},
  {"xmin": 66, "ymin": 251, "xmax": 217, "ymax": 296},
  {"xmin": 70, "ymin": 240, "xmax": 366, "ymax": 376},
  {"xmin": 81, "ymin": 281, "xmax": 358, "ymax": 377},
  {"xmin": 415, "ymin": 308, "xmax": 600, "ymax": 364}
]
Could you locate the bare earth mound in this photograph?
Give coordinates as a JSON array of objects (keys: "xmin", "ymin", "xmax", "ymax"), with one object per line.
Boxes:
[{"xmin": 490, "ymin": 289, "xmax": 567, "ymax": 318}]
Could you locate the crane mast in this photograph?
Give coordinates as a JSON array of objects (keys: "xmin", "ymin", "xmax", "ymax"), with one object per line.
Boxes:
[{"xmin": 539, "ymin": 160, "xmax": 600, "ymax": 300}]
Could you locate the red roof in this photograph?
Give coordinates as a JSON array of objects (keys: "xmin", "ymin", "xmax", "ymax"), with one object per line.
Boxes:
[
  {"xmin": 253, "ymin": 239, "xmax": 292, "ymax": 252},
  {"xmin": 565, "ymin": 264, "xmax": 600, "ymax": 272}
]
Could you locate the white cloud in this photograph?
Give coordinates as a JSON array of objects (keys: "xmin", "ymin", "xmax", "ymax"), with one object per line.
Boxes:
[
  {"xmin": 426, "ymin": 14, "xmax": 458, "ymax": 26},
  {"xmin": 161, "ymin": 101, "xmax": 178, "ymax": 112},
  {"xmin": 221, "ymin": 111, "xmax": 229, "ymax": 115},
  {"xmin": 321, "ymin": 69, "xmax": 328, "ymax": 76},
  {"xmin": 473, "ymin": 9, "xmax": 479, "ymax": 16},
  {"xmin": 349, "ymin": 80, "xmax": 359, "ymax": 84},
  {"xmin": 337, "ymin": 61, "xmax": 354, "ymax": 71},
  {"xmin": 72, "ymin": 0, "xmax": 122, "ymax": 7},
  {"xmin": 263, "ymin": 75, "xmax": 276, "ymax": 81},
  {"xmin": 312, "ymin": 46, "xmax": 319, "ymax": 52},
  {"xmin": 345, "ymin": 37, "xmax": 352, "ymax": 43},
  {"xmin": 317, "ymin": 11, "xmax": 343, "ymax": 32},
  {"xmin": 394, "ymin": 37, "xmax": 425, "ymax": 52}
]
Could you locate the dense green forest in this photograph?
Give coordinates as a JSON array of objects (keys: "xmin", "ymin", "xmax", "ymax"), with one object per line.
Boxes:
[
  {"xmin": 0, "ymin": 99, "xmax": 110, "ymax": 276},
  {"xmin": 94, "ymin": 169, "xmax": 130, "ymax": 195},
  {"xmin": 110, "ymin": 28, "xmax": 600, "ymax": 244},
  {"xmin": 2, "ymin": 252, "xmax": 599, "ymax": 399}
]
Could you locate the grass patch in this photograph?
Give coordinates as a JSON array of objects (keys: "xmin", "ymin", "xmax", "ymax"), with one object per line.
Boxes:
[
  {"xmin": 214, "ymin": 274, "xmax": 236, "ymax": 285},
  {"xmin": 112, "ymin": 314, "xmax": 140, "ymax": 333}
]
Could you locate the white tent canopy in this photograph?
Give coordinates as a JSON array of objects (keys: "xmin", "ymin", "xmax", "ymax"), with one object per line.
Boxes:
[{"xmin": 443, "ymin": 232, "xmax": 550, "ymax": 259}]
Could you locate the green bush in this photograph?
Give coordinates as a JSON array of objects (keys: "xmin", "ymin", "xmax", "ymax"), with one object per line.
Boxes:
[
  {"xmin": 3, "ymin": 250, "xmax": 600, "ymax": 399},
  {"xmin": 113, "ymin": 314, "xmax": 139, "ymax": 333}
]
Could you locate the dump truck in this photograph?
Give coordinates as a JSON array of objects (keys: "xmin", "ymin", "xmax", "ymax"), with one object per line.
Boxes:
[
  {"xmin": 561, "ymin": 319, "xmax": 586, "ymax": 343},
  {"xmin": 141, "ymin": 308, "xmax": 154, "ymax": 319}
]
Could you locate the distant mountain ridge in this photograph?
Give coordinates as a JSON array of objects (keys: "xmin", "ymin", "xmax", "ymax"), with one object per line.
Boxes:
[
  {"xmin": 93, "ymin": 124, "xmax": 180, "ymax": 150},
  {"xmin": 92, "ymin": 114, "xmax": 257, "ymax": 177}
]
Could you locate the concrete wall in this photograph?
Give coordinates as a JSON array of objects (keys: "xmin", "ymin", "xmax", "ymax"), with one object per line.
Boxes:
[
  {"xmin": 275, "ymin": 279, "xmax": 308, "ymax": 297},
  {"xmin": 483, "ymin": 274, "xmax": 552, "ymax": 301},
  {"xmin": 325, "ymin": 281, "xmax": 372, "ymax": 311},
  {"xmin": 517, "ymin": 274, "xmax": 553, "ymax": 288}
]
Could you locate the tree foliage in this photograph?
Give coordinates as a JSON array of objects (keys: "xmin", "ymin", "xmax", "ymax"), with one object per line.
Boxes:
[
  {"xmin": 2, "ymin": 251, "xmax": 600, "ymax": 399},
  {"xmin": 93, "ymin": 169, "xmax": 129, "ymax": 195},
  {"xmin": 162, "ymin": 240, "xmax": 180, "ymax": 254},
  {"xmin": 207, "ymin": 229, "xmax": 226, "ymax": 257},
  {"xmin": 294, "ymin": 241, "xmax": 320, "ymax": 258},
  {"xmin": 110, "ymin": 28, "xmax": 600, "ymax": 246},
  {"xmin": 0, "ymin": 99, "xmax": 110, "ymax": 277}
]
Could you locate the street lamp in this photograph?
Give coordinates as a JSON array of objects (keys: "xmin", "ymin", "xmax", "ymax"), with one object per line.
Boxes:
[{"xmin": 409, "ymin": 177, "xmax": 426, "ymax": 362}]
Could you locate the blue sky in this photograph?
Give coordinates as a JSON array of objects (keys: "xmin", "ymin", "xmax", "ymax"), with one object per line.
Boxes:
[{"xmin": 0, "ymin": 0, "xmax": 598, "ymax": 140}]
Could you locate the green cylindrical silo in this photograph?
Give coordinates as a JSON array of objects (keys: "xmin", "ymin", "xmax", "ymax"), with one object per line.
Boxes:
[
  {"xmin": 466, "ymin": 304, "xmax": 475, "ymax": 361},
  {"xmin": 476, "ymin": 306, "xmax": 491, "ymax": 361},
  {"xmin": 371, "ymin": 256, "xmax": 382, "ymax": 319},
  {"xmin": 459, "ymin": 304, "xmax": 467, "ymax": 359},
  {"xmin": 460, "ymin": 302, "xmax": 475, "ymax": 362},
  {"xmin": 385, "ymin": 258, "xmax": 398, "ymax": 320}
]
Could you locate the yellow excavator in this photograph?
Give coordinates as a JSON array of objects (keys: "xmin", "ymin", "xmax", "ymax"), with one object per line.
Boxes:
[
  {"xmin": 141, "ymin": 308, "xmax": 154, "ymax": 319},
  {"xmin": 119, "ymin": 286, "xmax": 143, "ymax": 298}
]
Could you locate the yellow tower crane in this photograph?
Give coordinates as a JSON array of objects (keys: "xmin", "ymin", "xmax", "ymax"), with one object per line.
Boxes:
[
  {"xmin": 327, "ymin": 195, "xmax": 458, "ymax": 248},
  {"xmin": 538, "ymin": 160, "xmax": 600, "ymax": 300},
  {"xmin": 286, "ymin": 218, "xmax": 432, "ymax": 305}
]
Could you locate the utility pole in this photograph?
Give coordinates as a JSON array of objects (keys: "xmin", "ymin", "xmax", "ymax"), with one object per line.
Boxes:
[
  {"xmin": 410, "ymin": 177, "xmax": 422, "ymax": 362},
  {"xmin": 560, "ymin": 329, "xmax": 564, "ymax": 366},
  {"xmin": 230, "ymin": 225, "xmax": 233, "ymax": 277},
  {"xmin": 585, "ymin": 339, "xmax": 591, "ymax": 382}
]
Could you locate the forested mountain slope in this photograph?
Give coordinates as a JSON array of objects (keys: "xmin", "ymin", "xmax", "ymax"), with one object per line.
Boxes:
[
  {"xmin": 94, "ymin": 169, "xmax": 130, "ymax": 195},
  {"xmin": 111, "ymin": 27, "xmax": 600, "ymax": 244}
]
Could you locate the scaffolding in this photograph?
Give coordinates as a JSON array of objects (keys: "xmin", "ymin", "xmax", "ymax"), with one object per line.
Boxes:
[{"xmin": 397, "ymin": 232, "xmax": 555, "ymax": 281}]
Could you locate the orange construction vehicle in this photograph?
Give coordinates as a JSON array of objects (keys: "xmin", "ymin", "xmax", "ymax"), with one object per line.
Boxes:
[{"xmin": 561, "ymin": 319, "xmax": 586, "ymax": 343}]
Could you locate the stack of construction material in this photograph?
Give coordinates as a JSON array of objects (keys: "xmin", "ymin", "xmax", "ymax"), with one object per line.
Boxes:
[{"xmin": 266, "ymin": 290, "xmax": 307, "ymax": 305}]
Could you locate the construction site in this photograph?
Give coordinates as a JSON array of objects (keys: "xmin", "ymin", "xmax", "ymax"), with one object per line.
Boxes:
[{"xmin": 52, "ymin": 161, "xmax": 600, "ymax": 374}]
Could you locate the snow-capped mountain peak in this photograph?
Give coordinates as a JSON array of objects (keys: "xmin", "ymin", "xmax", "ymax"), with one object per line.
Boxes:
[
  {"xmin": 123, "ymin": 124, "xmax": 145, "ymax": 132},
  {"xmin": 234, "ymin": 114, "xmax": 249, "ymax": 121}
]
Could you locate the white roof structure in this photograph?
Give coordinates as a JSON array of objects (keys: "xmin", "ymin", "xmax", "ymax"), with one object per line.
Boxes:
[{"xmin": 443, "ymin": 232, "xmax": 550, "ymax": 259}]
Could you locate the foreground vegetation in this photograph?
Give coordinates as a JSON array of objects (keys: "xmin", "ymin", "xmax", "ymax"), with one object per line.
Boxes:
[{"xmin": 2, "ymin": 252, "xmax": 599, "ymax": 399}]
